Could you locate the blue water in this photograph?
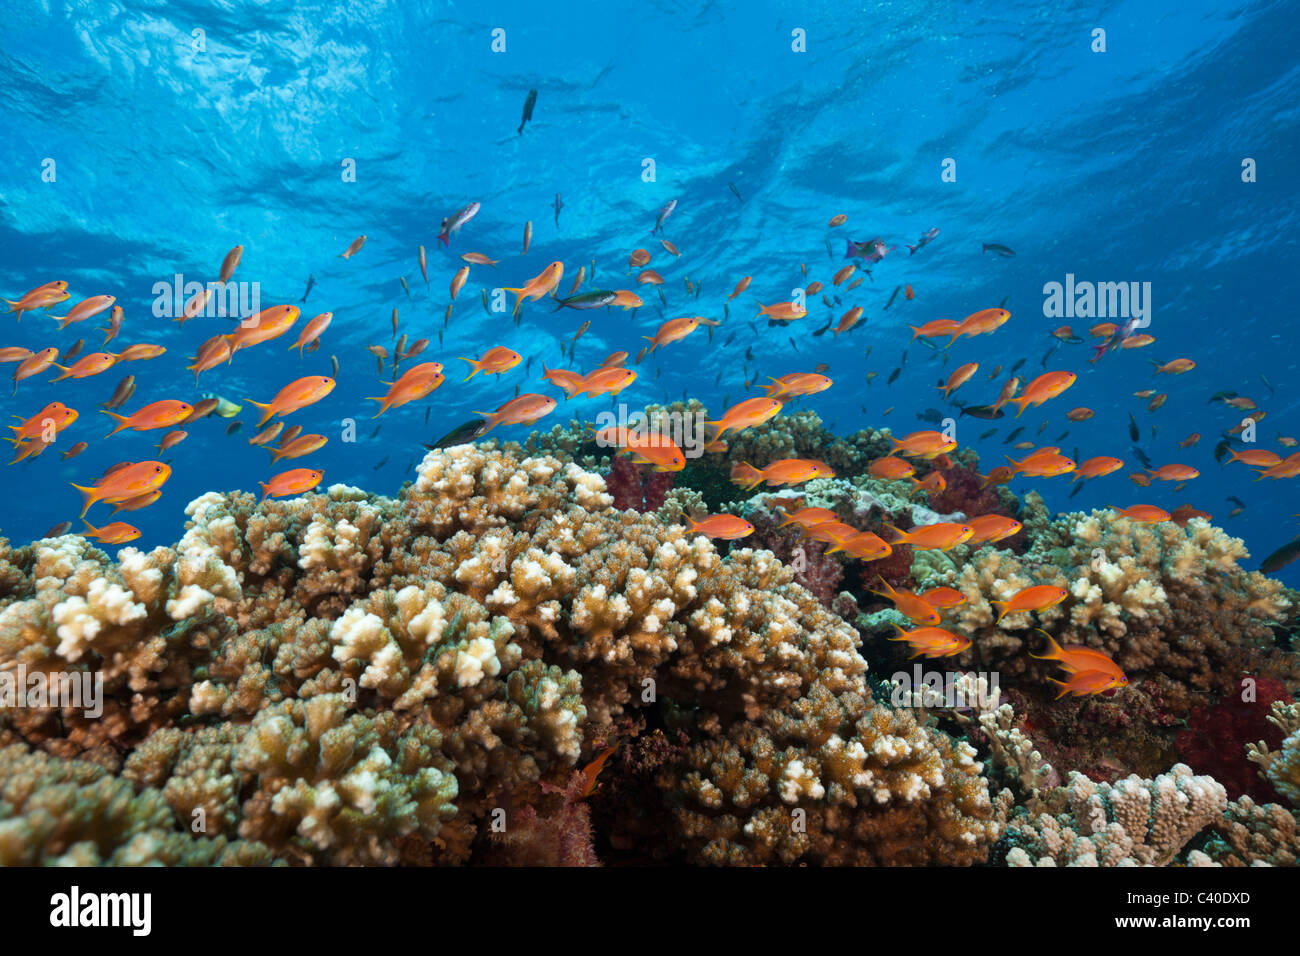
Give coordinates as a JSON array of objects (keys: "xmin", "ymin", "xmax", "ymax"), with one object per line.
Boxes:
[{"xmin": 1, "ymin": 1, "xmax": 1298, "ymax": 583}]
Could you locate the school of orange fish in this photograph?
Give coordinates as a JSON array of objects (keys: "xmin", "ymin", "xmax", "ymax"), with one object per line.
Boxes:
[{"xmin": 5, "ymin": 205, "xmax": 1297, "ymax": 701}]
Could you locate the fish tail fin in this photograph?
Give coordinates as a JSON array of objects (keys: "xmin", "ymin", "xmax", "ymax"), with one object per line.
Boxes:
[
  {"xmin": 99, "ymin": 410, "xmax": 130, "ymax": 436},
  {"xmin": 1046, "ymin": 676, "xmax": 1072, "ymax": 699},
  {"xmin": 883, "ymin": 523, "xmax": 908, "ymax": 544},
  {"xmin": 2, "ymin": 299, "xmax": 20, "ymax": 313},
  {"xmin": 80, "ymin": 518, "xmax": 99, "ymax": 538},
  {"xmin": 258, "ymin": 481, "xmax": 271, "ymax": 501},
  {"xmin": 459, "ymin": 357, "xmax": 481, "ymax": 381},
  {"xmin": 990, "ymin": 600, "xmax": 1008, "ymax": 623},
  {"xmin": 824, "ymin": 542, "xmax": 844, "ymax": 555},
  {"xmin": 245, "ymin": 399, "xmax": 275, "ymax": 426},
  {"xmin": 1028, "ymin": 630, "xmax": 1064, "ymax": 662},
  {"xmin": 69, "ymin": 482, "xmax": 100, "ymax": 517}
]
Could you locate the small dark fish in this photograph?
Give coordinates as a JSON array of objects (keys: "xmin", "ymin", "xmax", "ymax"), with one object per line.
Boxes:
[
  {"xmin": 572, "ymin": 320, "xmax": 591, "ymax": 347},
  {"xmin": 65, "ymin": 338, "xmax": 84, "ymax": 362},
  {"xmin": 1131, "ymin": 446, "xmax": 1152, "ymax": 469},
  {"xmin": 814, "ymin": 363, "xmax": 829, "ymax": 374},
  {"xmin": 722, "ymin": 393, "xmax": 731, "ymax": 408},
  {"xmin": 982, "ymin": 242, "xmax": 1016, "ymax": 257},
  {"xmin": 330, "ymin": 355, "xmax": 340, "ymax": 378},
  {"xmin": 745, "ymin": 347, "xmax": 754, "ymax": 361},
  {"xmin": 654, "ymin": 366, "xmax": 661, "ymax": 380},
  {"xmin": 812, "ymin": 319, "xmax": 832, "ymax": 337},
  {"xmin": 226, "ymin": 421, "xmax": 242, "ymax": 435},
  {"xmin": 884, "ymin": 286, "xmax": 901, "ymax": 310},
  {"xmin": 1128, "ymin": 413, "xmax": 1139, "ymax": 442},
  {"xmin": 1004, "ymin": 427, "xmax": 1025, "ymax": 444},
  {"xmin": 1209, "ymin": 390, "xmax": 1237, "ymax": 404},
  {"xmin": 979, "ymin": 427, "xmax": 998, "ymax": 440},
  {"xmin": 788, "ymin": 337, "xmax": 799, "ymax": 352},
  {"xmin": 517, "ymin": 88, "xmax": 537, "ymax": 135},
  {"xmin": 104, "ymin": 375, "xmax": 135, "ymax": 410},
  {"xmin": 887, "ymin": 367, "xmax": 901, "ymax": 385},
  {"xmin": 1055, "ymin": 431, "xmax": 1069, "ymax": 441},
  {"xmin": 400, "ymin": 276, "xmax": 412, "ymax": 300},
  {"xmin": 714, "ymin": 371, "xmax": 722, "ymax": 386},
  {"xmin": 555, "ymin": 290, "xmax": 617, "ymax": 310},
  {"xmin": 438, "ymin": 330, "xmax": 444, "ymax": 347},
  {"xmin": 301, "ymin": 273, "xmax": 316, "ymax": 302},
  {"xmin": 1041, "ymin": 345, "xmax": 1057, "ymax": 368},
  {"xmin": 961, "ymin": 405, "xmax": 1005, "ymax": 420},
  {"xmin": 707, "ymin": 325, "xmax": 713, "ymax": 344},
  {"xmin": 481, "ymin": 288, "xmax": 491, "ymax": 316},
  {"xmin": 43, "ymin": 521, "xmax": 73, "ymax": 538},
  {"xmin": 1260, "ymin": 374, "xmax": 1275, "ymax": 399},
  {"xmin": 425, "ymin": 407, "xmax": 431, "ymax": 426},
  {"xmin": 1037, "ymin": 421, "xmax": 1048, "ymax": 435},
  {"xmin": 392, "ymin": 308, "xmax": 399, "ymax": 336},
  {"xmin": 1010, "ymin": 358, "xmax": 1026, "ymax": 375},
  {"xmin": 824, "ymin": 238, "xmax": 833, "ymax": 260},
  {"xmin": 724, "ymin": 304, "xmax": 731, "ymax": 323},
  {"xmin": 1068, "ymin": 483, "xmax": 1084, "ymax": 499},
  {"xmin": 406, "ymin": 458, "xmax": 415, "ymax": 474},
  {"xmin": 373, "ymin": 456, "xmax": 389, "ymax": 470},
  {"xmin": 917, "ymin": 408, "xmax": 943, "ymax": 425},
  {"xmin": 1260, "ymin": 539, "xmax": 1300, "ymax": 574},
  {"xmin": 426, "ymin": 419, "xmax": 493, "ymax": 450},
  {"xmin": 729, "ymin": 182, "xmax": 743, "ymax": 203},
  {"xmin": 901, "ymin": 350, "xmax": 909, "ymax": 367},
  {"xmin": 553, "ymin": 193, "xmax": 563, "ymax": 227},
  {"xmin": 1228, "ymin": 496, "xmax": 1247, "ymax": 510},
  {"xmin": 998, "ymin": 296, "xmax": 1010, "ymax": 310},
  {"xmin": 1214, "ymin": 440, "xmax": 1232, "ymax": 465},
  {"xmin": 369, "ymin": 425, "xmax": 381, "ymax": 439}
]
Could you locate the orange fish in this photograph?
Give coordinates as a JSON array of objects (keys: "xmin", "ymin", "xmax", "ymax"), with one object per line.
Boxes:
[
  {"xmin": 599, "ymin": 351, "xmax": 629, "ymax": 368},
  {"xmin": 1006, "ymin": 451, "xmax": 1075, "ymax": 478},
  {"xmin": 1133, "ymin": 389, "xmax": 1156, "ymax": 398},
  {"xmin": 890, "ymin": 430, "xmax": 957, "ymax": 460},
  {"xmin": 888, "ymin": 624, "xmax": 970, "ymax": 659},
  {"xmin": 474, "ymin": 394, "xmax": 557, "ymax": 434},
  {"xmin": 1148, "ymin": 393, "xmax": 1167, "ymax": 411},
  {"xmin": 71, "ymin": 461, "xmax": 172, "ymax": 517},
  {"xmin": 991, "ymin": 584, "xmax": 1068, "ymax": 623},
  {"xmin": 53, "ymin": 295, "xmax": 115, "ymax": 330},
  {"xmin": 368, "ymin": 363, "xmax": 445, "ymax": 416},
  {"xmin": 966, "ymin": 514, "xmax": 1023, "ymax": 544},
  {"xmin": 828, "ymin": 214, "xmax": 848, "ymax": 227},
  {"xmin": 905, "ymin": 284, "xmax": 915, "ymax": 300},
  {"xmin": 7, "ymin": 402, "xmax": 76, "ymax": 444},
  {"xmin": 247, "ymin": 376, "xmax": 336, "ymax": 425},
  {"xmin": 805, "ymin": 281, "xmax": 823, "ymax": 296},
  {"xmin": 612, "ymin": 290, "xmax": 643, "ymax": 309},
  {"xmin": 1153, "ymin": 358, "xmax": 1195, "ymax": 375},
  {"xmin": 730, "ymin": 458, "xmax": 825, "ymax": 490},
  {"xmin": 868, "ymin": 457, "xmax": 915, "ymax": 480},
  {"xmin": 643, "ymin": 317, "xmax": 700, "ymax": 352},
  {"xmin": 114, "ymin": 343, "xmax": 166, "ymax": 362},
  {"xmin": 156, "ymin": 430, "xmax": 188, "ymax": 453},
  {"xmin": 948, "ymin": 308, "xmax": 1011, "ymax": 344},
  {"xmin": 1030, "ymin": 632, "xmax": 1124, "ymax": 677},
  {"xmin": 103, "ymin": 399, "xmax": 194, "ymax": 436},
  {"xmin": 261, "ymin": 468, "xmax": 324, "ymax": 500},
  {"xmin": 267, "ymin": 433, "xmax": 328, "ymax": 463},
  {"xmin": 1005, "ymin": 371, "xmax": 1076, "ymax": 417},
  {"xmin": 450, "ymin": 266, "xmax": 469, "ymax": 300},
  {"xmin": 12, "ymin": 347, "xmax": 59, "ymax": 391},
  {"xmin": 186, "ymin": 336, "xmax": 232, "ymax": 383},
  {"xmin": 177, "ymin": 287, "xmax": 213, "ymax": 325},
  {"xmin": 1072, "ymin": 456, "xmax": 1124, "ymax": 482},
  {"xmin": 826, "ymin": 531, "xmax": 892, "ymax": 561},
  {"xmin": 832, "ymin": 265, "xmax": 856, "ymax": 286},
  {"xmin": 219, "ymin": 245, "xmax": 243, "ymax": 283},
  {"xmin": 1254, "ymin": 458, "xmax": 1300, "ymax": 481},
  {"xmin": 908, "ymin": 319, "xmax": 960, "ymax": 341},
  {"xmin": 618, "ymin": 433, "xmax": 686, "ymax": 472},
  {"xmin": 920, "ymin": 587, "xmax": 967, "ymax": 609},
  {"xmin": 461, "ymin": 252, "xmax": 498, "ymax": 267},
  {"xmin": 686, "ymin": 514, "xmax": 755, "ymax": 540},
  {"xmin": 108, "ymin": 489, "xmax": 162, "ymax": 514},
  {"xmin": 938, "ymin": 362, "xmax": 978, "ymax": 398},
  {"xmin": 1047, "ymin": 669, "xmax": 1129, "ymax": 699},
  {"xmin": 580, "ymin": 743, "xmax": 619, "ymax": 798},
  {"xmin": 705, "ymin": 397, "xmax": 783, "ymax": 437},
  {"xmin": 0, "ymin": 347, "xmax": 33, "ymax": 363},
  {"xmin": 834, "ymin": 306, "xmax": 863, "ymax": 337},
  {"xmin": 763, "ymin": 372, "xmax": 833, "ymax": 401},
  {"xmin": 756, "ymin": 301, "xmax": 807, "ymax": 322},
  {"xmin": 572, "ymin": 366, "xmax": 637, "ymax": 399},
  {"xmin": 1225, "ymin": 449, "xmax": 1281, "ymax": 467},
  {"xmin": 637, "ymin": 269, "xmax": 664, "ymax": 286},
  {"xmin": 629, "ymin": 249, "xmax": 652, "ymax": 270},
  {"xmin": 228, "ymin": 305, "xmax": 299, "ymax": 354},
  {"xmin": 1129, "ymin": 472, "xmax": 1152, "ymax": 487},
  {"xmin": 3, "ymin": 281, "xmax": 70, "ymax": 319},
  {"xmin": 777, "ymin": 506, "xmax": 839, "ymax": 530},
  {"xmin": 288, "ymin": 312, "xmax": 333, "ymax": 357},
  {"xmin": 885, "ymin": 522, "xmax": 973, "ymax": 551},
  {"xmin": 1109, "ymin": 504, "xmax": 1171, "ymax": 524},
  {"xmin": 1178, "ymin": 433, "xmax": 1201, "ymax": 448},
  {"xmin": 1147, "ymin": 464, "xmax": 1199, "ymax": 482},
  {"xmin": 504, "ymin": 262, "xmax": 563, "ymax": 315},
  {"xmin": 1169, "ymin": 504, "xmax": 1211, "ymax": 527},
  {"xmin": 51, "ymin": 352, "xmax": 117, "ymax": 381},
  {"xmin": 339, "ymin": 236, "xmax": 367, "ymax": 259},
  {"xmin": 869, "ymin": 579, "xmax": 940, "ymax": 625},
  {"xmin": 1089, "ymin": 322, "xmax": 1117, "ymax": 338},
  {"xmin": 801, "ymin": 521, "xmax": 859, "ymax": 547},
  {"xmin": 80, "ymin": 519, "xmax": 141, "ymax": 545},
  {"xmin": 1065, "ymin": 407, "xmax": 1094, "ymax": 422},
  {"xmin": 981, "ymin": 465, "xmax": 1015, "ymax": 488},
  {"xmin": 727, "ymin": 277, "xmax": 752, "ymax": 301},
  {"xmin": 540, "ymin": 364, "xmax": 587, "ymax": 399},
  {"xmin": 459, "ymin": 346, "xmax": 521, "ymax": 379},
  {"xmin": 910, "ymin": 471, "xmax": 946, "ymax": 496},
  {"xmin": 661, "ymin": 240, "xmax": 680, "ymax": 257},
  {"xmin": 1120, "ymin": 334, "xmax": 1155, "ymax": 349}
]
